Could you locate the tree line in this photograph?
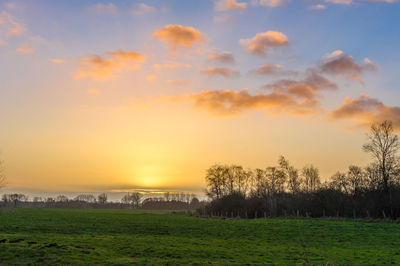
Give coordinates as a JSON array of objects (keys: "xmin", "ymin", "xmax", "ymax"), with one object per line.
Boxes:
[
  {"xmin": 1, "ymin": 192, "xmax": 203, "ymax": 210},
  {"xmin": 201, "ymin": 121, "xmax": 400, "ymax": 219}
]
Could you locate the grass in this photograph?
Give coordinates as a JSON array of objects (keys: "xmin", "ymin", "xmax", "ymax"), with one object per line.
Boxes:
[{"xmin": 0, "ymin": 208, "xmax": 400, "ymax": 264}]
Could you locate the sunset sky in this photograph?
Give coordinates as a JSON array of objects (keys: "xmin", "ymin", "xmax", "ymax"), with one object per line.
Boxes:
[{"xmin": 1, "ymin": 0, "xmax": 400, "ymax": 197}]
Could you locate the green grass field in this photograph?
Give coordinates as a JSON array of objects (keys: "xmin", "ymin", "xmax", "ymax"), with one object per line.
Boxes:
[{"xmin": 0, "ymin": 208, "xmax": 400, "ymax": 264}]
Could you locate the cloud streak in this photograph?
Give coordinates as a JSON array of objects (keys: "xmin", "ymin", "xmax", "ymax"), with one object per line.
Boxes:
[
  {"xmin": 131, "ymin": 3, "xmax": 157, "ymax": 15},
  {"xmin": 74, "ymin": 49, "xmax": 146, "ymax": 81},
  {"xmin": 153, "ymin": 62, "xmax": 192, "ymax": 69},
  {"xmin": 207, "ymin": 51, "xmax": 235, "ymax": 65},
  {"xmin": 169, "ymin": 88, "xmax": 320, "ymax": 116},
  {"xmin": 0, "ymin": 11, "xmax": 24, "ymax": 43},
  {"xmin": 250, "ymin": 64, "xmax": 296, "ymax": 76},
  {"xmin": 16, "ymin": 43, "xmax": 34, "ymax": 54},
  {"xmin": 200, "ymin": 67, "xmax": 240, "ymax": 78},
  {"xmin": 215, "ymin": 0, "xmax": 247, "ymax": 10},
  {"xmin": 252, "ymin": 0, "xmax": 289, "ymax": 7},
  {"xmin": 87, "ymin": 3, "xmax": 117, "ymax": 14}
]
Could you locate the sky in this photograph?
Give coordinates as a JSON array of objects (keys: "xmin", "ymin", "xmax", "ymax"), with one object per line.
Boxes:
[{"xmin": 0, "ymin": 0, "xmax": 400, "ymax": 198}]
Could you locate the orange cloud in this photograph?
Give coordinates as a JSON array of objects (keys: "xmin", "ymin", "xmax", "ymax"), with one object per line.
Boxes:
[
  {"xmin": 153, "ymin": 62, "xmax": 192, "ymax": 69},
  {"xmin": 263, "ymin": 69, "xmax": 337, "ymax": 93},
  {"xmin": 74, "ymin": 49, "xmax": 146, "ymax": 81},
  {"xmin": 250, "ymin": 64, "xmax": 283, "ymax": 75},
  {"xmin": 177, "ymin": 89, "xmax": 319, "ymax": 116},
  {"xmin": 166, "ymin": 79, "xmax": 192, "ymax": 87},
  {"xmin": 51, "ymin": 59, "xmax": 65, "ymax": 64},
  {"xmin": 329, "ymin": 94, "xmax": 400, "ymax": 130},
  {"xmin": 240, "ymin": 30, "xmax": 288, "ymax": 56},
  {"xmin": 0, "ymin": 11, "xmax": 24, "ymax": 37},
  {"xmin": 207, "ymin": 51, "xmax": 235, "ymax": 65},
  {"xmin": 16, "ymin": 43, "xmax": 34, "ymax": 54},
  {"xmin": 261, "ymin": 69, "xmax": 337, "ymax": 108},
  {"xmin": 324, "ymin": 50, "xmax": 343, "ymax": 59},
  {"xmin": 88, "ymin": 88, "xmax": 100, "ymax": 95},
  {"xmin": 215, "ymin": 0, "xmax": 247, "ymax": 11},
  {"xmin": 164, "ymin": 70, "xmax": 334, "ymax": 117},
  {"xmin": 106, "ymin": 50, "xmax": 146, "ymax": 62},
  {"xmin": 319, "ymin": 52, "xmax": 376, "ymax": 84},
  {"xmin": 146, "ymin": 75, "xmax": 157, "ymax": 82},
  {"xmin": 152, "ymin": 24, "xmax": 206, "ymax": 50},
  {"xmin": 200, "ymin": 67, "xmax": 240, "ymax": 78}
]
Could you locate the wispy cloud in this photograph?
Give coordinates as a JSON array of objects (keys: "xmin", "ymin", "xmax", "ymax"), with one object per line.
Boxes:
[
  {"xmin": 200, "ymin": 67, "xmax": 240, "ymax": 78},
  {"xmin": 88, "ymin": 88, "xmax": 101, "ymax": 95},
  {"xmin": 87, "ymin": 3, "xmax": 117, "ymax": 14},
  {"xmin": 74, "ymin": 50, "xmax": 146, "ymax": 81},
  {"xmin": 214, "ymin": 0, "xmax": 247, "ymax": 11},
  {"xmin": 207, "ymin": 51, "xmax": 235, "ymax": 65},
  {"xmin": 131, "ymin": 3, "xmax": 157, "ymax": 15},
  {"xmin": 250, "ymin": 64, "xmax": 287, "ymax": 76},
  {"xmin": 0, "ymin": 11, "xmax": 24, "ymax": 43},
  {"xmin": 325, "ymin": 0, "xmax": 353, "ymax": 4},
  {"xmin": 16, "ymin": 43, "xmax": 34, "ymax": 54},
  {"xmin": 309, "ymin": 4, "xmax": 327, "ymax": 10},
  {"xmin": 153, "ymin": 62, "xmax": 192, "ymax": 69},
  {"xmin": 252, "ymin": 0, "xmax": 289, "ymax": 7},
  {"xmin": 166, "ymin": 79, "xmax": 192, "ymax": 87},
  {"xmin": 146, "ymin": 75, "xmax": 157, "ymax": 82},
  {"xmin": 323, "ymin": 0, "xmax": 396, "ymax": 5},
  {"xmin": 51, "ymin": 58, "xmax": 65, "ymax": 64}
]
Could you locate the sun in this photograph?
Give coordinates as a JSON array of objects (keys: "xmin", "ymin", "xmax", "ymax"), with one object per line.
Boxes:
[{"xmin": 134, "ymin": 165, "xmax": 165, "ymax": 188}]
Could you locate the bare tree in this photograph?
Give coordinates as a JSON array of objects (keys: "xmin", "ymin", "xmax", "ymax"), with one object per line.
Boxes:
[
  {"xmin": 347, "ymin": 165, "xmax": 365, "ymax": 195},
  {"xmin": 33, "ymin": 196, "xmax": 43, "ymax": 202},
  {"xmin": 265, "ymin": 167, "xmax": 286, "ymax": 195},
  {"xmin": 302, "ymin": 165, "xmax": 321, "ymax": 192},
  {"xmin": 121, "ymin": 194, "xmax": 131, "ymax": 204},
  {"xmin": 121, "ymin": 192, "xmax": 142, "ymax": 208},
  {"xmin": 0, "ymin": 157, "xmax": 6, "ymax": 190},
  {"xmin": 164, "ymin": 192, "xmax": 170, "ymax": 202},
  {"xmin": 4, "ymin": 193, "xmax": 28, "ymax": 207},
  {"xmin": 185, "ymin": 193, "xmax": 191, "ymax": 204},
  {"xmin": 131, "ymin": 192, "xmax": 142, "ymax": 208},
  {"xmin": 364, "ymin": 163, "xmax": 381, "ymax": 190},
  {"xmin": 179, "ymin": 192, "xmax": 186, "ymax": 202},
  {"xmin": 279, "ymin": 156, "xmax": 301, "ymax": 194},
  {"xmin": 56, "ymin": 195, "xmax": 69, "ymax": 202},
  {"xmin": 97, "ymin": 193, "xmax": 107, "ymax": 204},
  {"xmin": 74, "ymin": 194, "xmax": 96, "ymax": 203},
  {"xmin": 330, "ymin": 172, "xmax": 348, "ymax": 193},
  {"xmin": 205, "ymin": 164, "xmax": 227, "ymax": 199},
  {"xmin": 363, "ymin": 120, "xmax": 400, "ymax": 192}
]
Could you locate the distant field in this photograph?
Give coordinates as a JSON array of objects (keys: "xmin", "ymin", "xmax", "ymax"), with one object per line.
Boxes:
[{"xmin": 0, "ymin": 208, "xmax": 400, "ymax": 264}]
